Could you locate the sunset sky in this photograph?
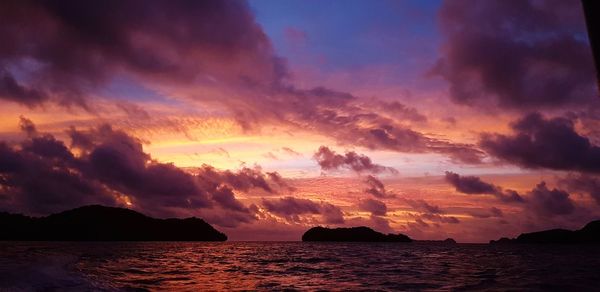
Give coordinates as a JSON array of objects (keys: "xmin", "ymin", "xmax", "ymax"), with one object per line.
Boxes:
[{"xmin": 1, "ymin": 0, "xmax": 599, "ymax": 242}]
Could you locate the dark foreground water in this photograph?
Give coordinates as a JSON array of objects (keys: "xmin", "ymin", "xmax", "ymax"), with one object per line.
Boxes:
[{"xmin": 1, "ymin": 242, "xmax": 600, "ymax": 291}]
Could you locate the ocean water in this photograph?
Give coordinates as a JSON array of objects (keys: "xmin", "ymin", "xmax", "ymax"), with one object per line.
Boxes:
[{"xmin": 1, "ymin": 242, "xmax": 599, "ymax": 291}]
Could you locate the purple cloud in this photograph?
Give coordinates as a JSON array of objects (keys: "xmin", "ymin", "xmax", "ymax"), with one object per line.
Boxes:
[
  {"xmin": 444, "ymin": 171, "xmax": 524, "ymax": 203},
  {"xmin": 0, "ymin": 1, "xmax": 489, "ymax": 165},
  {"xmin": 445, "ymin": 171, "xmax": 577, "ymax": 218},
  {"xmin": 0, "ymin": 118, "xmax": 295, "ymax": 227},
  {"xmin": 468, "ymin": 207, "xmax": 504, "ymax": 219},
  {"xmin": 0, "ymin": 0, "xmax": 284, "ymax": 107},
  {"xmin": 434, "ymin": 0, "xmax": 595, "ymax": 109},
  {"xmin": 358, "ymin": 198, "xmax": 387, "ymax": 216},
  {"xmin": 560, "ymin": 174, "xmax": 600, "ymax": 206},
  {"xmin": 480, "ymin": 113, "xmax": 600, "ymax": 173},
  {"xmin": 262, "ymin": 196, "xmax": 344, "ymax": 224},
  {"xmin": 364, "ymin": 175, "xmax": 396, "ymax": 199},
  {"xmin": 314, "ymin": 146, "xmax": 397, "ymax": 174},
  {"xmin": 528, "ymin": 182, "xmax": 575, "ymax": 217},
  {"xmin": 402, "ymin": 198, "xmax": 444, "ymax": 214}
]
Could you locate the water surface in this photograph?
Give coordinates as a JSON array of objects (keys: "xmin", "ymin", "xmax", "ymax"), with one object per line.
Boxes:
[{"xmin": 1, "ymin": 242, "xmax": 599, "ymax": 291}]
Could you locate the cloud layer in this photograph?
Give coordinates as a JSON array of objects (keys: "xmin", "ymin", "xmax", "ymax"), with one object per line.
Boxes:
[
  {"xmin": 0, "ymin": 0, "xmax": 283, "ymax": 107},
  {"xmin": 0, "ymin": 0, "xmax": 488, "ymax": 166},
  {"xmin": 0, "ymin": 118, "xmax": 292, "ymax": 227},
  {"xmin": 434, "ymin": 0, "xmax": 595, "ymax": 109},
  {"xmin": 364, "ymin": 175, "xmax": 396, "ymax": 199},
  {"xmin": 445, "ymin": 171, "xmax": 524, "ymax": 203},
  {"xmin": 313, "ymin": 146, "xmax": 397, "ymax": 174},
  {"xmin": 261, "ymin": 196, "xmax": 344, "ymax": 224},
  {"xmin": 445, "ymin": 171, "xmax": 576, "ymax": 217},
  {"xmin": 480, "ymin": 113, "xmax": 600, "ymax": 173}
]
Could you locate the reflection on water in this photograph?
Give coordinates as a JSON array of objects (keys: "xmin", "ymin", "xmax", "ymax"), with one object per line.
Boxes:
[{"xmin": 1, "ymin": 241, "xmax": 600, "ymax": 291}]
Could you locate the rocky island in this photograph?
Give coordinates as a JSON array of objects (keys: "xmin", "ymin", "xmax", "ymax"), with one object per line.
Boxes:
[
  {"xmin": 490, "ymin": 220, "xmax": 600, "ymax": 244},
  {"xmin": 414, "ymin": 238, "xmax": 457, "ymax": 244},
  {"xmin": 0, "ymin": 205, "xmax": 227, "ymax": 241},
  {"xmin": 302, "ymin": 226, "xmax": 412, "ymax": 242}
]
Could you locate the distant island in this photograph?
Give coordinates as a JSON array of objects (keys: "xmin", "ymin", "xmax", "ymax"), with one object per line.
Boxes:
[
  {"xmin": 302, "ymin": 226, "xmax": 412, "ymax": 242},
  {"xmin": 414, "ymin": 238, "xmax": 457, "ymax": 244},
  {"xmin": 490, "ymin": 220, "xmax": 600, "ymax": 244},
  {"xmin": 0, "ymin": 205, "xmax": 227, "ymax": 241}
]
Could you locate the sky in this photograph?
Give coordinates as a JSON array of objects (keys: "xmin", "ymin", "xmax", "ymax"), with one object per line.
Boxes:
[{"xmin": 0, "ymin": 0, "xmax": 599, "ymax": 242}]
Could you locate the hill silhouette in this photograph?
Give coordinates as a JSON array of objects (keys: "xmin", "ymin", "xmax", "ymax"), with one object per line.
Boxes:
[
  {"xmin": 302, "ymin": 226, "xmax": 412, "ymax": 242},
  {"xmin": 490, "ymin": 220, "xmax": 600, "ymax": 244},
  {"xmin": 414, "ymin": 238, "xmax": 457, "ymax": 244},
  {"xmin": 0, "ymin": 205, "xmax": 227, "ymax": 241}
]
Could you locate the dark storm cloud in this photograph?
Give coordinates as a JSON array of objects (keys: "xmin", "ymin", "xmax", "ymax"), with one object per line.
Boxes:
[
  {"xmin": 307, "ymin": 110, "xmax": 484, "ymax": 164},
  {"xmin": 419, "ymin": 213, "xmax": 460, "ymax": 224},
  {"xmin": 0, "ymin": 140, "xmax": 114, "ymax": 215},
  {"xmin": 208, "ymin": 186, "xmax": 249, "ymax": 213},
  {"xmin": 67, "ymin": 125, "xmax": 213, "ymax": 213},
  {"xmin": 320, "ymin": 203, "xmax": 345, "ymax": 224},
  {"xmin": 313, "ymin": 146, "xmax": 397, "ymax": 174},
  {"xmin": 364, "ymin": 175, "xmax": 395, "ymax": 199},
  {"xmin": 378, "ymin": 101, "xmax": 427, "ymax": 123},
  {"xmin": 0, "ymin": 71, "xmax": 48, "ymax": 107},
  {"xmin": 480, "ymin": 113, "xmax": 600, "ymax": 173},
  {"xmin": 434, "ymin": 0, "xmax": 596, "ymax": 109},
  {"xmin": 0, "ymin": 0, "xmax": 487, "ymax": 164},
  {"xmin": 72, "ymin": 126, "xmax": 285, "ymax": 215},
  {"xmin": 0, "ymin": 118, "xmax": 296, "ymax": 227},
  {"xmin": 71, "ymin": 124, "xmax": 283, "ymax": 209},
  {"xmin": 21, "ymin": 134, "xmax": 74, "ymax": 162},
  {"xmin": 400, "ymin": 197, "xmax": 460, "ymax": 225},
  {"xmin": 196, "ymin": 165, "xmax": 280, "ymax": 194},
  {"xmin": 261, "ymin": 197, "xmax": 321, "ymax": 216},
  {"xmin": 358, "ymin": 198, "xmax": 387, "ymax": 216},
  {"xmin": 468, "ymin": 207, "xmax": 504, "ymax": 219},
  {"xmin": 560, "ymin": 174, "xmax": 600, "ymax": 206},
  {"xmin": 528, "ymin": 182, "xmax": 575, "ymax": 216},
  {"xmin": 445, "ymin": 171, "xmax": 577, "ymax": 218},
  {"xmin": 0, "ymin": 0, "xmax": 284, "ymax": 107},
  {"xmin": 402, "ymin": 198, "xmax": 443, "ymax": 214},
  {"xmin": 445, "ymin": 171, "xmax": 498, "ymax": 194},
  {"xmin": 444, "ymin": 171, "xmax": 524, "ymax": 203},
  {"xmin": 409, "ymin": 212, "xmax": 460, "ymax": 226},
  {"xmin": 19, "ymin": 115, "xmax": 73, "ymax": 161},
  {"xmin": 265, "ymin": 171, "xmax": 295, "ymax": 191},
  {"xmin": 261, "ymin": 196, "xmax": 344, "ymax": 224},
  {"xmin": 270, "ymin": 89, "xmax": 465, "ymax": 161},
  {"xmin": 65, "ymin": 125, "xmax": 214, "ymax": 212},
  {"xmin": 359, "ymin": 175, "xmax": 460, "ymax": 226},
  {"xmin": 490, "ymin": 207, "xmax": 504, "ymax": 217},
  {"xmin": 18, "ymin": 116, "xmax": 37, "ymax": 136}
]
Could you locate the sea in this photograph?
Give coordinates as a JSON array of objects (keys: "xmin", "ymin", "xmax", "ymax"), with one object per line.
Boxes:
[{"xmin": 1, "ymin": 241, "xmax": 599, "ymax": 291}]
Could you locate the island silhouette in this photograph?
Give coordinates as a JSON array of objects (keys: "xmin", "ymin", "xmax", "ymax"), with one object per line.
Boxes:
[
  {"xmin": 0, "ymin": 205, "xmax": 227, "ymax": 241},
  {"xmin": 414, "ymin": 238, "xmax": 457, "ymax": 244},
  {"xmin": 3, "ymin": 204, "xmax": 599, "ymax": 244},
  {"xmin": 302, "ymin": 226, "xmax": 412, "ymax": 242},
  {"xmin": 490, "ymin": 220, "xmax": 600, "ymax": 244}
]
